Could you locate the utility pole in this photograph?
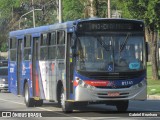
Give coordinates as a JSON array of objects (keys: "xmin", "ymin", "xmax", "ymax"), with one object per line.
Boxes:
[
  {"xmin": 108, "ymin": 0, "xmax": 111, "ymax": 18},
  {"xmin": 32, "ymin": 0, "xmax": 35, "ymax": 27},
  {"xmin": 59, "ymin": 0, "xmax": 62, "ymax": 23},
  {"xmin": 90, "ymin": 0, "xmax": 94, "ymax": 17}
]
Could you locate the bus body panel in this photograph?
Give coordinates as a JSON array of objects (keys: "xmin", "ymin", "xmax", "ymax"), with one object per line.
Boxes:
[
  {"xmin": 21, "ymin": 61, "xmax": 31, "ymax": 95},
  {"xmin": 8, "ymin": 61, "xmax": 17, "ymax": 95},
  {"xmin": 39, "ymin": 60, "xmax": 57, "ymax": 100}
]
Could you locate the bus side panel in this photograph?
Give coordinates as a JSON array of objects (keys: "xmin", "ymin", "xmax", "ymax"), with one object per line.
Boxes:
[
  {"xmin": 8, "ymin": 61, "xmax": 18, "ymax": 95},
  {"xmin": 39, "ymin": 61, "xmax": 57, "ymax": 100},
  {"xmin": 30, "ymin": 61, "xmax": 40, "ymax": 98},
  {"xmin": 48, "ymin": 61, "xmax": 57, "ymax": 101},
  {"xmin": 28, "ymin": 62, "xmax": 33, "ymax": 98},
  {"xmin": 31, "ymin": 37, "xmax": 40, "ymax": 98},
  {"xmin": 21, "ymin": 61, "xmax": 32, "ymax": 95},
  {"xmin": 38, "ymin": 60, "xmax": 65, "ymax": 101},
  {"xmin": 30, "ymin": 60, "xmax": 46, "ymax": 99},
  {"xmin": 38, "ymin": 61, "xmax": 47, "ymax": 99},
  {"xmin": 57, "ymin": 61, "xmax": 65, "ymax": 99}
]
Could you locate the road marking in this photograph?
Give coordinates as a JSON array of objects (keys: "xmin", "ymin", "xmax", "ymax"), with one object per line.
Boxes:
[
  {"xmin": 37, "ymin": 107, "xmax": 87, "ymax": 120},
  {"xmin": 0, "ymin": 98, "xmax": 25, "ymax": 105},
  {"xmin": 0, "ymin": 98, "xmax": 88, "ymax": 120}
]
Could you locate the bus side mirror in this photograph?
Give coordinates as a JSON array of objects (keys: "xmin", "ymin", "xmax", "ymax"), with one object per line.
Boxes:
[{"xmin": 145, "ymin": 42, "xmax": 148, "ymax": 62}]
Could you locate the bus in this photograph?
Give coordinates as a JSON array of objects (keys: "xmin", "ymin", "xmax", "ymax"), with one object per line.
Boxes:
[{"xmin": 8, "ymin": 18, "xmax": 147, "ymax": 112}]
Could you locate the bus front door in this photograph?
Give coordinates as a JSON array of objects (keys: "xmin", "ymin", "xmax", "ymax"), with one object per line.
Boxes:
[
  {"xmin": 32, "ymin": 37, "xmax": 40, "ymax": 97},
  {"xmin": 17, "ymin": 39, "xmax": 22, "ymax": 95}
]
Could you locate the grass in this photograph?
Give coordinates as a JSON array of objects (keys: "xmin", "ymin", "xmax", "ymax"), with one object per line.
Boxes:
[{"xmin": 147, "ymin": 63, "xmax": 160, "ymax": 95}]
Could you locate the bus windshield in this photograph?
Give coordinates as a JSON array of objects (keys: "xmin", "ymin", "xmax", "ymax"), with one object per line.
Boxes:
[{"xmin": 75, "ymin": 33, "xmax": 144, "ymax": 72}]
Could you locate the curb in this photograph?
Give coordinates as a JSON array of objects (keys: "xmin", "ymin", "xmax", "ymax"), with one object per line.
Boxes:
[{"xmin": 147, "ymin": 95, "xmax": 160, "ymax": 100}]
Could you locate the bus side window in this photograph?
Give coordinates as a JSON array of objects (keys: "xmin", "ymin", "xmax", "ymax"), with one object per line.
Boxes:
[
  {"xmin": 41, "ymin": 33, "xmax": 48, "ymax": 46},
  {"xmin": 48, "ymin": 32, "xmax": 56, "ymax": 60},
  {"xmin": 49, "ymin": 32, "xmax": 56, "ymax": 45},
  {"xmin": 24, "ymin": 35, "xmax": 31, "ymax": 61},
  {"xmin": 57, "ymin": 31, "xmax": 65, "ymax": 59},
  {"xmin": 40, "ymin": 33, "xmax": 48, "ymax": 60},
  {"xmin": 10, "ymin": 38, "xmax": 17, "ymax": 61},
  {"xmin": 57, "ymin": 31, "xmax": 65, "ymax": 44}
]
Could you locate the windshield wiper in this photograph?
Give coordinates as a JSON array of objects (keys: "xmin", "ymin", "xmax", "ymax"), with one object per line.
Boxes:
[
  {"xmin": 97, "ymin": 37, "xmax": 113, "ymax": 51},
  {"xmin": 119, "ymin": 34, "xmax": 130, "ymax": 53}
]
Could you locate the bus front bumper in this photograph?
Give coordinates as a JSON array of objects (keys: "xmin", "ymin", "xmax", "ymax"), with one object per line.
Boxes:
[{"xmin": 74, "ymin": 80, "xmax": 147, "ymax": 101}]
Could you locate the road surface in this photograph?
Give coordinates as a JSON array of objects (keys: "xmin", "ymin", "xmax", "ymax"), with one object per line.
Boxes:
[{"xmin": 0, "ymin": 92, "xmax": 159, "ymax": 120}]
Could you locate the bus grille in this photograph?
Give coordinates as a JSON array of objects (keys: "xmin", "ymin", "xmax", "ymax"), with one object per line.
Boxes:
[
  {"xmin": 77, "ymin": 70, "xmax": 145, "ymax": 80},
  {"xmin": 95, "ymin": 86, "xmax": 130, "ymax": 89},
  {"xmin": 89, "ymin": 74, "xmax": 140, "ymax": 80}
]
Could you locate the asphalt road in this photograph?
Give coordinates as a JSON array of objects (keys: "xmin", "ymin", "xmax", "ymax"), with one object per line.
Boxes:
[{"xmin": 0, "ymin": 91, "xmax": 160, "ymax": 120}]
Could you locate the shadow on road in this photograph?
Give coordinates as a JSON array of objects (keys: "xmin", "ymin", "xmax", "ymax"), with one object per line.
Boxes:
[
  {"xmin": 0, "ymin": 90, "xmax": 10, "ymax": 93},
  {"xmin": 40, "ymin": 100, "xmax": 160, "ymax": 116}
]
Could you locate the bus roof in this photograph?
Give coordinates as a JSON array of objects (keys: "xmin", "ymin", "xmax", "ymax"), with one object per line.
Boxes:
[
  {"xmin": 9, "ymin": 18, "xmax": 144, "ymax": 37},
  {"xmin": 9, "ymin": 21, "xmax": 75, "ymax": 37}
]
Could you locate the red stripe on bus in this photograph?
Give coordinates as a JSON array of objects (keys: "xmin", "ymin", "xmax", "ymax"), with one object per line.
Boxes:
[
  {"xmin": 73, "ymin": 80, "xmax": 110, "ymax": 87},
  {"xmin": 30, "ymin": 63, "xmax": 32, "ymax": 80},
  {"xmin": 35, "ymin": 72, "xmax": 39, "ymax": 96},
  {"xmin": 73, "ymin": 80, "xmax": 78, "ymax": 86},
  {"xmin": 85, "ymin": 81, "xmax": 109, "ymax": 86}
]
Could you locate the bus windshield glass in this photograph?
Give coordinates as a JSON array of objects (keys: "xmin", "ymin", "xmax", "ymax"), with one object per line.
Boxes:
[{"xmin": 75, "ymin": 32, "xmax": 144, "ymax": 72}]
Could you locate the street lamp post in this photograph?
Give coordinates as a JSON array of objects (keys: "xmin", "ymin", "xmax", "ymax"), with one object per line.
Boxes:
[
  {"xmin": 19, "ymin": 0, "xmax": 41, "ymax": 29},
  {"xmin": 90, "ymin": 0, "xmax": 94, "ymax": 17},
  {"xmin": 19, "ymin": 9, "xmax": 42, "ymax": 29},
  {"xmin": 32, "ymin": 0, "xmax": 35, "ymax": 27},
  {"xmin": 99, "ymin": 0, "xmax": 111, "ymax": 18},
  {"xmin": 108, "ymin": 0, "xmax": 111, "ymax": 18},
  {"xmin": 59, "ymin": 0, "xmax": 62, "ymax": 23},
  {"xmin": 19, "ymin": 0, "xmax": 62, "ymax": 28}
]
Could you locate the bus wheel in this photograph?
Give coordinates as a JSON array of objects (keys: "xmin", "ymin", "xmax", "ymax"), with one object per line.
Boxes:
[
  {"xmin": 116, "ymin": 100, "xmax": 129, "ymax": 112},
  {"xmin": 60, "ymin": 87, "xmax": 73, "ymax": 113},
  {"xmin": 35, "ymin": 100, "xmax": 43, "ymax": 107},
  {"xmin": 24, "ymin": 83, "xmax": 35, "ymax": 107}
]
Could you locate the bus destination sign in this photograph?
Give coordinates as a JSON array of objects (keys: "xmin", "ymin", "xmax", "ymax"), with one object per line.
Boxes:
[{"xmin": 77, "ymin": 21, "xmax": 144, "ymax": 32}]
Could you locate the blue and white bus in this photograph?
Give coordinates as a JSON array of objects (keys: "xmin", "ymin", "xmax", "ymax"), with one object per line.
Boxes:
[{"xmin": 8, "ymin": 18, "xmax": 147, "ymax": 112}]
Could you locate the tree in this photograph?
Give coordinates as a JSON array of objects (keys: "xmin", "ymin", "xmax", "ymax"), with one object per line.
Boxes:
[
  {"xmin": 0, "ymin": 0, "xmax": 22, "ymax": 51},
  {"xmin": 118, "ymin": 0, "xmax": 160, "ymax": 80},
  {"xmin": 0, "ymin": 0, "xmax": 59, "ymax": 49},
  {"xmin": 79, "ymin": 0, "xmax": 122, "ymax": 18},
  {"xmin": 63, "ymin": 0, "xmax": 83, "ymax": 21}
]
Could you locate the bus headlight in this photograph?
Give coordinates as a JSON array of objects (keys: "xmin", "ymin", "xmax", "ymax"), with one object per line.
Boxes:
[
  {"xmin": 76, "ymin": 77, "xmax": 95, "ymax": 90},
  {"xmin": 77, "ymin": 79, "xmax": 87, "ymax": 88},
  {"xmin": 134, "ymin": 79, "xmax": 146, "ymax": 89},
  {"xmin": 138, "ymin": 83, "xmax": 143, "ymax": 87}
]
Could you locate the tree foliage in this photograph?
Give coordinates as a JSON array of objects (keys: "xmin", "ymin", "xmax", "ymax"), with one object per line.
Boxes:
[
  {"xmin": 0, "ymin": 0, "xmax": 59, "ymax": 51},
  {"xmin": 118, "ymin": 0, "xmax": 160, "ymax": 80},
  {"xmin": 63, "ymin": 0, "xmax": 83, "ymax": 21}
]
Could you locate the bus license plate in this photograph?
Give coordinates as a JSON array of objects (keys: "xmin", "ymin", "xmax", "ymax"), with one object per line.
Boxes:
[{"xmin": 108, "ymin": 92, "xmax": 120, "ymax": 97}]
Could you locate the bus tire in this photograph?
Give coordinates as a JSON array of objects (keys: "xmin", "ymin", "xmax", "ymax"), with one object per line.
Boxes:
[
  {"xmin": 60, "ymin": 87, "xmax": 73, "ymax": 113},
  {"xmin": 24, "ymin": 82, "xmax": 35, "ymax": 107},
  {"xmin": 116, "ymin": 100, "xmax": 129, "ymax": 112},
  {"xmin": 35, "ymin": 100, "xmax": 43, "ymax": 107}
]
